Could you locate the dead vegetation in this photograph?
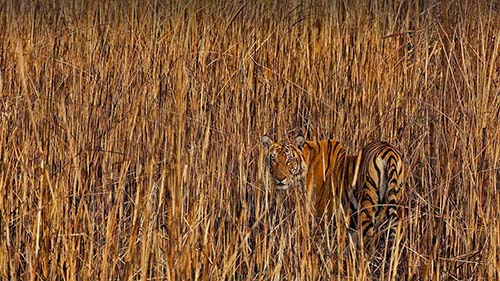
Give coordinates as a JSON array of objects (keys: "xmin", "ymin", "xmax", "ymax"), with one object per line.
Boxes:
[{"xmin": 0, "ymin": 0, "xmax": 499, "ymax": 280}]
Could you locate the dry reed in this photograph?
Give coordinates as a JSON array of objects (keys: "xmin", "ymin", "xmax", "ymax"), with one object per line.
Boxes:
[{"xmin": 0, "ymin": 0, "xmax": 499, "ymax": 280}]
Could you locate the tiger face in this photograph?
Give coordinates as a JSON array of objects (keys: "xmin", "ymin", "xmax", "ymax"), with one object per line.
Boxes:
[{"xmin": 262, "ymin": 135, "xmax": 307, "ymax": 191}]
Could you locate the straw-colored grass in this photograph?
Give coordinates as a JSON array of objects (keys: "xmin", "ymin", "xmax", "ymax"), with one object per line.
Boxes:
[{"xmin": 1, "ymin": 0, "xmax": 499, "ymax": 280}]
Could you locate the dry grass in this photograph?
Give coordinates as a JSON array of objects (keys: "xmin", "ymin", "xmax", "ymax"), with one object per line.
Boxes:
[{"xmin": 0, "ymin": 0, "xmax": 499, "ymax": 280}]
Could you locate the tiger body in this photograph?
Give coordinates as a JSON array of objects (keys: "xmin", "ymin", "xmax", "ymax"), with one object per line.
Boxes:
[
  {"xmin": 346, "ymin": 141, "xmax": 404, "ymax": 247},
  {"xmin": 300, "ymin": 140, "xmax": 349, "ymax": 217},
  {"xmin": 263, "ymin": 135, "xmax": 404, "ymax": 251}
]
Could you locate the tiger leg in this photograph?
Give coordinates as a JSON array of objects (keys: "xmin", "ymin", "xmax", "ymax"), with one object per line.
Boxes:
[
  {"xmin": 386, "ymin": 184, "xmax": 402, "ymax": 252},
  {"xmin": 358, "ymin": 178, "xmax": 379, "ymax": 255},
  {"xmin": 384, "ymin": 159, "xmax": 404, "ymax": 280},
  {"xmin": 386, "ymin": 161, "xmax": 403, "ymax": 259},
  {"xmin": 386, "ymin": 184, "xmax": 402, "ymax": 268}
]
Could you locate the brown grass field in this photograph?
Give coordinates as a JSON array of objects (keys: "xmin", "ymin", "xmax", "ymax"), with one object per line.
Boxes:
[{"xmin": 1, "ymin": 0, "xmax": 499, "ymax": 280}]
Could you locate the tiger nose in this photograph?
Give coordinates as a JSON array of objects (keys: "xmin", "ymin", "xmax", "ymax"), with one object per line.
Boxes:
[{"xmin": 274, "ymin": 178, "xmax": 287, "ymax": 185}]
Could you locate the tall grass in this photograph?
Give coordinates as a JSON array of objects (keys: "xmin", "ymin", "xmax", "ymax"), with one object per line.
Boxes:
[{"xmin": 0, "ymin": 0, "xmax": 499, "ymax": 280}]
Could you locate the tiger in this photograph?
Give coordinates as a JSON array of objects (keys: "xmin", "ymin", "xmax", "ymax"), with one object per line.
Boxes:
[{"xmin": 262, "ymin": 134, "xmax": 405, "ymax": 253}]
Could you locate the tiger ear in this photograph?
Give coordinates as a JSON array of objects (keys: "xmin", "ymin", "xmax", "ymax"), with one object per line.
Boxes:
[
  {"xmin": 295, "ymin": 135, "xmax": 306, "ymax": 148},
  {"xmin": 262, "ymin": 135, "xmax": 273, "ymax": 148}
]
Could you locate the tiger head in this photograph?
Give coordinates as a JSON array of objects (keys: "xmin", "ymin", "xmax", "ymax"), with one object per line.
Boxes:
[{"xmin": 262, "ymin": 135, "xmax": 307, "ymax": 191}]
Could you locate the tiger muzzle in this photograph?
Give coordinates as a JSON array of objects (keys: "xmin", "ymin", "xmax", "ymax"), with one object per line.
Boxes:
[{"xmin": 274, "ymin": 178, "xmax": 288, "ymax": 190}]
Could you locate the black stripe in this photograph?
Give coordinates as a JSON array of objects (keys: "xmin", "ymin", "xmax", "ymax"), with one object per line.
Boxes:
[
  {"xmin": 362, "ymin": 196, "xmax": 377, "ymax": 206},
  {"xmin": 333, "ymin": 142, "xmax": 342, "ymax": 163},
  {"xmin": 387, "ymin": 199, "xmax": 398, "ymax": 205},
  {"xmin": 332, "ymin": 141, "xmax": 339, "ymax": 158},
  {"xmin": 388, "ymin": 173, "xmax": 398, "ymax": 182},
  {"xmin": 304, "ymin": 142, "xmax": 314, "ymax": 152},
  {"xmin": 360, "ymin": 209, "xmax": 374, "ymax": 221},
  {"xmin": 304, "ymin": 142, "xmax": 317, "ymax": 159},
  {"xmin": 388, "ymin": 169, "xmax": 397, "ymax": 180},
  {"xmin": 334, "ymin": 143, "xmax": 343, "ymax": 175},
  {"xmin": 386, "ymin": 155, "xmax": 397, "ymax": 165},
  {"xmin": 325, "ymin": 140, "xmax": 332, "ymax": 177},
  {"xmin": 373, "ymin": 158, "xmax": 382, "ymax": 181},
  {"xmin": 388, "ymin": 189, "xmax": 400, "ymax": 197},
  {"xmin": 336, "ymin": 151, "xmax": 343, "ymax": 165},
  {"xmin": 367, "ymin": 176, "xmax": 377, "ymax": 189},
  {"xmin": 381, "ymin": 147, "xmax": 393, "ymax": 159}
]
